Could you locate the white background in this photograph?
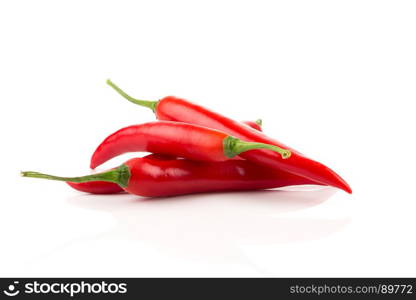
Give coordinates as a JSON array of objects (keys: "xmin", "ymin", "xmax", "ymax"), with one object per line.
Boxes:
[{"xmin": 1, "ymin": 0, "xmax": 415, "ymax": 277}]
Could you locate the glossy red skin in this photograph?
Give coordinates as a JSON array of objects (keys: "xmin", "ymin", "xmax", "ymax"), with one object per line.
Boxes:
[
  {"xmin": 123, "ymin": 155, "xmax": 316, "ymax": 197},
  {"xmin": 242, "ymin": 120, "xmax": 262, "ymax": 131},
  {"xmin": 155, "ymin": 97, "xmax": 351, "ymax": 193},
  {"xmin": 67, "ymin": 181, "xmax": 123, "ymax": 194},
  {"xmin": 90, "ymin": 121, "xmax": 236, "ymax": 169}
]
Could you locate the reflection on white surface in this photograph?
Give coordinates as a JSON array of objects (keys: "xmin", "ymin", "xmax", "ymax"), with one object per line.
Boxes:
[{"xmin": 60, "ymin": 187, "xmax": 349, "ymax": 270}]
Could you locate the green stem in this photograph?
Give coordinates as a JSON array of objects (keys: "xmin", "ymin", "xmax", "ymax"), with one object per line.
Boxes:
[
  {"xmin": 223, "ymin": 136, "xmax": 291, "ymax": 159},
  {"xmin": 21, "ymin": 164, "xmax": 131, "ymax": 188},
  {"xmin": 255, "ymin": 119, "xmax": 262, "ymax": 126},
  {"xmin": 106, "ymin": 79, "xmax": 158, "ymax": 112}
]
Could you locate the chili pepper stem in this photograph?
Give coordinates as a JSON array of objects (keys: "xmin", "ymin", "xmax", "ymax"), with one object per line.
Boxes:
[
  {"xmin": 106, "ymin": 79, "xmax": 158, "ymax": 112},
  {"xmin": 21, "ymin": 164, "xmax": 131, "ymax": 188},
  {"xmin": 223, "ymin": 136, "xmax": 291, "ymax": 159},
  {"xmin": 255, "ymin": 119, "xmax": 262, "ymax": 126}
]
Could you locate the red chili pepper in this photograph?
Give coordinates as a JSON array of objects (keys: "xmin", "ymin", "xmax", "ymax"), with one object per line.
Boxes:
[
  {"xmin": 22, "ymin": 154, "xmax": 317, "ymax": 197},
  {"xmin": 242, "ymin": 119, "xmax": 262, "ymax": 131},
  {"xmin": 107, "ymin": 80, "xmax": 351, "ymax": 193},
  {"xmin": 63, "ymin": 119, "xmax": 264, "ymax": 195},
  {"xmin": 90, "ymin": 121, "xmax": 291, "ymax": 169}
]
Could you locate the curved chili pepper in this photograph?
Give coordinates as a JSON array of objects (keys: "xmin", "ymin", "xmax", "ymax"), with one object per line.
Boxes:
[
  {"xmin": 90, "ymin": 121, "xmax": 291, "ymax": 169},
  {"xmin": 22, "ymin": 154, "xmax": 317, "ymax": 197},
  {"xmin": 243, "ymin": 119, "xmax": 262, "ymax": 131},
  {"xmin": 65, "ymin": 119, "xmax": 261, "ymax": 194},
  {"xmin": 107, "ymin": 80, "xmax": 351, "ymax": 193}
]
